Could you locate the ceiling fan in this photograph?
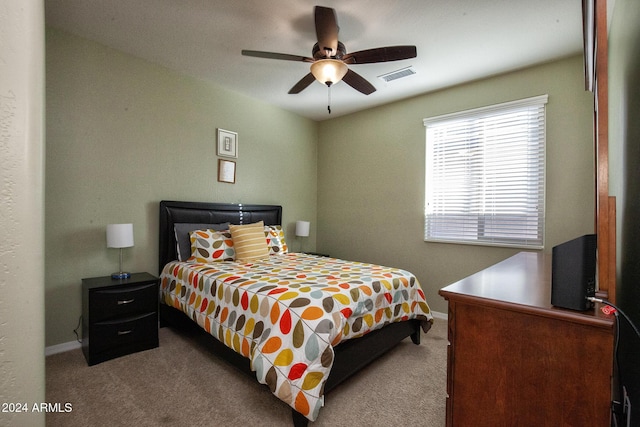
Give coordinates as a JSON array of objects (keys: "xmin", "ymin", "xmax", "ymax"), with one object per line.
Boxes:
[{"xmin": 241, "ymin": 5, "xmax": 417, "ymax": 97}]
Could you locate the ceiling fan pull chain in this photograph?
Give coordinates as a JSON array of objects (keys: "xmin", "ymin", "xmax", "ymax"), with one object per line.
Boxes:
[{"xmin": 327, "ymin": 85, "xmax": 331, "ymax": 114}]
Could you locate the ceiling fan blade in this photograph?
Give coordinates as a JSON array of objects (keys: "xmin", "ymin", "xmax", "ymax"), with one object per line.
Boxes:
[
  {"xmin": 342, "ymin": 46, "xmax": 417, "ymax": 64},
  {"xmin": 314, "ymin": 6, "xmax": 339, "ymax": 57},
  {"xmin": 288, "ymin": 73, "xmax": 316, "ymax": 94},
  {"xmin": 242, "ymin": 50, "xmax": 314, "ymax": 63},
  {"xmin": 342, "ymin": 69, "xmax": 376, "ymax": 95}
]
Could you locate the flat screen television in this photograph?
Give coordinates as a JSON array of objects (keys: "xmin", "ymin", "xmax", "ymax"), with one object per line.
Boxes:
[{"xmin": 551, "ymin": 234, "xmax": 597, "ymax": 311}]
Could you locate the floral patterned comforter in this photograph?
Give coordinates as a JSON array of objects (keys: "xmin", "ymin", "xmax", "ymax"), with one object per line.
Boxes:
[{"xmin": 159, "ymin": 253, "xmax": 433, "ymax": 421}]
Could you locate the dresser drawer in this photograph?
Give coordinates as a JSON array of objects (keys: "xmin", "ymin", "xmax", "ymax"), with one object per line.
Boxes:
[
  {"xmin": 89, "ymin": 311, "xmax": 158, "ymax": 354},
  {"xmin": 89, "ymin": 282, "xmax": 158, "ymax": 322}
]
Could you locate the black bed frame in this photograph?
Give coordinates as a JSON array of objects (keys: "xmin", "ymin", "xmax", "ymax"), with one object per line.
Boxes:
[{"xmin": 158, "ymin": 200, "xmax": 421, "ymax": 426}]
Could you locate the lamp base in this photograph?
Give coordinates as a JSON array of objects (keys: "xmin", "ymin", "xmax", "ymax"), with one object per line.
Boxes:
[{"xmin": 111, "ymin": 271, "xmax": 131, "ymax": 280}]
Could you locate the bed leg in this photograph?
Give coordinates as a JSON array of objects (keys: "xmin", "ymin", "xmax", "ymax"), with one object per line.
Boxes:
[
  {"xmin": 410, "ymin": 330, "xmax": 421, "ymax": 345},
  {"xmin": 291, "ymin": 409, "xmax": 308, "ymax": 427}
]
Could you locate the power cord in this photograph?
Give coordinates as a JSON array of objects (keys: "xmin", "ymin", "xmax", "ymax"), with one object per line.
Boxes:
[
  {"xmin": 588, "ymin": 297, "xmax": 638, "ymax": 425},
  {"xmin": 587, "ymin": 297, "xmax": 640, "ymax": 339},
  {"xmin": 73, "ymin": 315, "xmax": 82, "ymax": 343}
]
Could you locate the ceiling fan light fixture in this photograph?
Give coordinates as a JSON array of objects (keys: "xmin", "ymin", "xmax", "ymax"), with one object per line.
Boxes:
[{"xmin": 310, "ymin": 59, "xmax": 348, "ymax": 86}]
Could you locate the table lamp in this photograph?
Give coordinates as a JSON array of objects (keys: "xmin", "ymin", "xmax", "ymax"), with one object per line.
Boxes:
[
  {"xmin": 295, "ymin": 220, "xmax": 310, "ymax": 253},
  {"xmin": 106, "ymin": 223, "xmax": 134, "ymax": 279}
]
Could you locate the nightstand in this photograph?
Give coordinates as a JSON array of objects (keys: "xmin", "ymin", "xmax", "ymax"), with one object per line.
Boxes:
[{"xmin": 82, "ymin": 272, "xmax": 159, "ymax": 366}]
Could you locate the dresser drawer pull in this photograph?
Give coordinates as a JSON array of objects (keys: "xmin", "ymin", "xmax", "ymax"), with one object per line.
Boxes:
[
  {"xmin": 117, "ymin": 329, "xmax": 133, "ymax": 336},
  {"xmin": 117, "ymin": 298, "xmax": 135, "ymax": 305}
]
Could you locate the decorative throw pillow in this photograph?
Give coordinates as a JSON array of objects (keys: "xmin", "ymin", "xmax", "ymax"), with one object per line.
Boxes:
[
  {"xmin": 265, "ymin": 225, "xmax": 288, "ymax": 255},
  {"xmin": 174, "ymin": 222, "xmax": 229, "ymax": 261},
  {"xmin": 229, "ymin": 221, "xmax": 269, "ymax": 262},
  {"xmin": 187, "ymin": 229, "xmax": 235, "ymax": 263}
]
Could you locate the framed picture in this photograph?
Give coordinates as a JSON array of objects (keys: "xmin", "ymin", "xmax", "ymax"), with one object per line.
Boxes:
[
  {"xmin": 218, "ymin": 159, "xmax": 236, "ymax": 184},
  {"xmin": 217, "ymin": 128, "xmax": 238, "ymax": 158}
]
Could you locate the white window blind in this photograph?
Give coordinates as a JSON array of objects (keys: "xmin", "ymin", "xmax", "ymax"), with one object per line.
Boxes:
[{"xmin": 423, "ymin": 95, "xmax": 548, "ymax": 248}]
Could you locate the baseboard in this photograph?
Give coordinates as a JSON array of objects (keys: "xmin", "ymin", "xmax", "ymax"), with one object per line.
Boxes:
[
  {"xmin": 431, "ymin": 310, "xmax": 448, "ymax": 320},
  {"xmin": 45, "ymin": 340, "xmax": 81, "ymax": 356}
]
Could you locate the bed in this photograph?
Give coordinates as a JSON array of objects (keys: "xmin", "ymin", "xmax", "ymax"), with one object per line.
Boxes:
[{"xmin": 157, "ymin": 200, "xmax": 433, "ymax": 426}]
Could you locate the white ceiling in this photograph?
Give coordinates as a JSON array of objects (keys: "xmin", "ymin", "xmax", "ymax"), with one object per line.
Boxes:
[{"xmin": 45, "ymin": 0, "xmax": 585, "ymax": 121}]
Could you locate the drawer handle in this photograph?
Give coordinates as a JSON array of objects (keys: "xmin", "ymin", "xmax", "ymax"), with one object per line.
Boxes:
[
  {"xmin": 117, "ymin": 298, "xmax": 135, "ymax": 305},
  {"xmin": 117, "ymin": 330, "xmax": 133, "ymax": 336}
]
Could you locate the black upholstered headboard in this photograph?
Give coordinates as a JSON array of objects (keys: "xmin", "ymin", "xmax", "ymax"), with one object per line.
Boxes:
[{"xmin": 158, "ymin": 200, "xmax": 283, "ymax": 274}]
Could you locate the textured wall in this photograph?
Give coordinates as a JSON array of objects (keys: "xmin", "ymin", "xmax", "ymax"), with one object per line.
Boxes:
[{"xmin": 0, "ymin": 0, "xmax": 46, "ymax": 426}]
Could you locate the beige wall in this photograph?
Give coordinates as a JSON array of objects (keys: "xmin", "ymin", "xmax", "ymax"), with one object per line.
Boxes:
[
  {"xmin": 317, "ymin": 55, "xmax": 595, "ymax": 314},
  {"xmin": 45, "ymin": 29, "xmax": 318, "ymax": 347},
  {"xmin": 0, "ymin": 0, "xmax": 46, "ymax": 426}
]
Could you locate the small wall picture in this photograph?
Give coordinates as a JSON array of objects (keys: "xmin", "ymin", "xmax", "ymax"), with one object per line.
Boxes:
[
  {"xmin": 218, "ymin": 159, "xmax": 236, "ymax": 184},
  {"xmin": 217, "ymin": 128, "xmax": 238, "ymax": 158}
]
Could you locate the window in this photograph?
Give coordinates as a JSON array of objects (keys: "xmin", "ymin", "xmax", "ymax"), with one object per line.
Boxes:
[{"xmin": 424, "ymin": 95, "xmax": 548, "ymax": 248}]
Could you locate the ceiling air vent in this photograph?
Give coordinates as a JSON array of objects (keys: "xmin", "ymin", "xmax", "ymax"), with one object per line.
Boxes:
[{"xmin": 378, "ymin": 66, "xmax": 416, "ymax": 83}]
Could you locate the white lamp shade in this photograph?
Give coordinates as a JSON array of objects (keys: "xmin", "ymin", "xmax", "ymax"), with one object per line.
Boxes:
[
  {"xmin": 295, "ymin": 221, "xmax": 310, "ymax": 237},
  {"xmin": 106, "ymin": 223, "xmax": 134, "ymax": 248}
]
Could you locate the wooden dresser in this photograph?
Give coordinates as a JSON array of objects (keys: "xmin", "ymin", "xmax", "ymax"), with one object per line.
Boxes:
[{"xmin": 439, "ymin": 252, "xmax": 614, "ymax": 426}]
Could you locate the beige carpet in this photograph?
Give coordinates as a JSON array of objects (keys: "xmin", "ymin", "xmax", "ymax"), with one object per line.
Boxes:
[{"xmin": 46, "ymin": 319, "xmax": 447, "ymax": 427}]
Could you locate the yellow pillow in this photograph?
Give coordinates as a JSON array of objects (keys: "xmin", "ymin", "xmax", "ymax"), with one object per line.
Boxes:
[{"xmin": 229, "ymin": 221, "xmax": 269, "ymax": 262}]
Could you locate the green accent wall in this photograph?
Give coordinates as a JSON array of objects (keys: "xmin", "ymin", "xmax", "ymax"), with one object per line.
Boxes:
[
  {"xmin": 46, "ymin": 29, "xmax": 596, "ymax": 345},
  {"xmin": 45, "ymin": 28, "xmax": 318, "ymax": 346},
  {"xmin": 317, "ymin": 55, "xmax": 595, "ymax": 314}
]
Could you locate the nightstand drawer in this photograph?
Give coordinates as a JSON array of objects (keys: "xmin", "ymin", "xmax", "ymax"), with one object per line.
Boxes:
[
  {"xmin": 90, "ymin": 282, "xmax": 157, "ymax": 322},
  {"xmin": 90, "ymin": 311, "xmax": 158, "ymax": 354}
]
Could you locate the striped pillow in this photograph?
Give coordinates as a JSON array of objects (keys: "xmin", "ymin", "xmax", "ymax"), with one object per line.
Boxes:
[{"xmin": 229, "ymin": 221, "xmax": 269, "ymax": 262}]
